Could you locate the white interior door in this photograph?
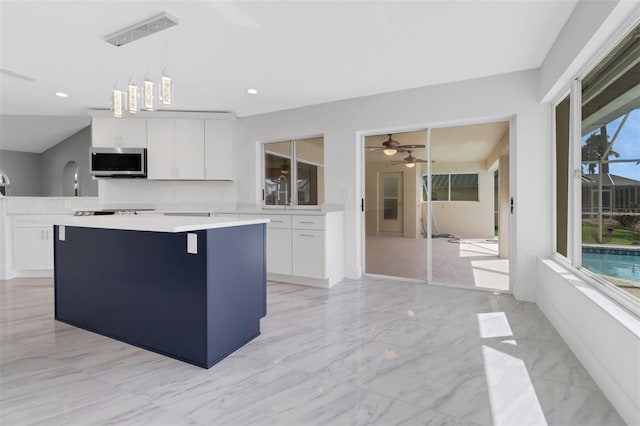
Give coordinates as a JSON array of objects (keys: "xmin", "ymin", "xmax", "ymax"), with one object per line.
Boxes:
[{"xmin": 379, "ymin": 172, "xmax": 403, "ymax": 234}]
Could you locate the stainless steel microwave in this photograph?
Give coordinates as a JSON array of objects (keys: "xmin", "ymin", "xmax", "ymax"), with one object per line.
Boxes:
[{"xmin": 90, "ymin": 148, "xmax": 147, "ymax": 177}]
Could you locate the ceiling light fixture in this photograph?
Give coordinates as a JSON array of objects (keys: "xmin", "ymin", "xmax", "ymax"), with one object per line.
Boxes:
[
  {"xmin": 405, "ymin": 162, "xmax": 416, "ymax": 168},
  {"xmin": 105, "ymin": 12, "xmax": 178, "ymax": 117},
  {"xmin": 383, "ymin": 148, "xmax": 397, "ymax": 156},
  {"xmin": 247, "ymin": 88, "xmax": 258, "ymax": 95},
  {"xmin": 280, "ymin": 160, "xmax": 290, "ymax": 175},
  {"xmin": 54, "ymin": 92, "xmax": 69, "ymax": 98}
]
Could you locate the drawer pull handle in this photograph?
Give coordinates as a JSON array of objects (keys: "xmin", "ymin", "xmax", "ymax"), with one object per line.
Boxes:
[
  {"xmin": 299, "ymin": 221, "xmax": 314, "ymax": 224},
  {"xmin": 299, "ymin": 234, "xmax": 315, "ymax": 237},
  {"xmin": 271, "ymin": 220, "xmax": 283, "ymax": 223}
]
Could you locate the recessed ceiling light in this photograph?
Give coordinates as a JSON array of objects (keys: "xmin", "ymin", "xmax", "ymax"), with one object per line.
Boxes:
[
  {"xmin": 246, "ymin": 88, "xmax": 258, "ymax": 95},
  {"xmin": 54, "ymin": 92, "xmax": 69, "ymax": 98}
]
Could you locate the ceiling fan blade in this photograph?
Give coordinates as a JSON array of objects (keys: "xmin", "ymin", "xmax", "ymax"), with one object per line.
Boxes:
[{"xmin": 397, "ymin": 144, "xmax": 425, "ymax": 149}]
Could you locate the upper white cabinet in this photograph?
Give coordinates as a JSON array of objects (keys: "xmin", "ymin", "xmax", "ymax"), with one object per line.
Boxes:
[
  {"xmin": 92, "ymin": 117, "xmax": 147, "ymax": 148},
  {"xmin": 147, "ymin": 119, "xmax": 205, "ymax": 180},
  {"xmin": 88, "ymin": 110, "xmax": 235, "ymax": 181},
  {"xmin": 204, "ymin": 120, "xmax": 233, "ymax": 180}
]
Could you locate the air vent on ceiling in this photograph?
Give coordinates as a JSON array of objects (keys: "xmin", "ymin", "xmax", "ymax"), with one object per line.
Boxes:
[{"xmin": 0, "ymin": 68, "xmax": 37, "ymax": 82}]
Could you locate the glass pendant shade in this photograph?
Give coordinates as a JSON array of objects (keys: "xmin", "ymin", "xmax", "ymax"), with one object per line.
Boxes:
[
  {"xmin": 127, "ymin": 80, "xmax": 138, "ymax": 114},
  {"xmin": 161, "ymin": 74, "xmax": 172, "ymax": 106},
  {"xmin": 383, "ymin": 148, "xmax": 397, "ymax": 155},
  {"xmin": 112, "ymin": 88, "xmax": 124, "ymax": 118},
  {"xmin": 143, "ymin": 79, "xmax": 154, "ymax": 111},
  {"xmin": 405, "ymin": 162, "xmax": 416, "ymax": 168}
]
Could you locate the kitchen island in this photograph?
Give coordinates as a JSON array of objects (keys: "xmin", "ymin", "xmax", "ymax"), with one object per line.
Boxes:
[{"xmin": 53, "ymin": 215, "xmax": 268, "ymax": 369}]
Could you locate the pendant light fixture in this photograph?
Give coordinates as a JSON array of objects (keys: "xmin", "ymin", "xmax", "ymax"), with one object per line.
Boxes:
[
  {"xmin": 127, "ymin": 78, "xmax": 138, "ymax": 114},
  {"xmin": 161, "ymin": 73, "xmax": 172, "ymax": 106},
  {"xmin": 105, "ymin": 12, "xmax": 178, "ymax": 117},
  {"xmin": 143, "ymin": 78, "xmax": 154, "ymax": 111}
]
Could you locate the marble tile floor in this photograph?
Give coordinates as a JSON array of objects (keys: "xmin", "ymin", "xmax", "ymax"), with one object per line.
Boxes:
[{"xmin": 0, "ymin": 277, "xmax": 625, "ymax": 426}]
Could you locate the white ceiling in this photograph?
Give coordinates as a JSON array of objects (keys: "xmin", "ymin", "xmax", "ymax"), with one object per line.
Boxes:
[{"xmin": 0, "ymin": 1, "xmax": 577, "ymax": 153}]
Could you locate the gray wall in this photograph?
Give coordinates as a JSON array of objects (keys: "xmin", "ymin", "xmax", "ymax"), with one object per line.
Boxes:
[
  {"xmin": 0, "ymin": 149, "xmax": 42, "ymax": 196},
  {"xmin": 40, "ymin": 126, "xmax": 97, "ymax": 197}
]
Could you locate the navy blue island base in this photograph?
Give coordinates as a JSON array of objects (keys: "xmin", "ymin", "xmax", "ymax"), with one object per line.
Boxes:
[{"xmin": 54, "ymin": 223, "xmax": 266, "ymax": 369}]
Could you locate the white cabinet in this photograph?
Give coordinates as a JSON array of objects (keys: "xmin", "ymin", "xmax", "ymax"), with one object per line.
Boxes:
[
  {"xmin": 292, "ymin": 229, "xmax": 325, "ymax": 278},
  {"xmin": 204, "ymin": 120, "xmax": 233, "ymax": 180},
  {"xmin": 268, "ymin": 228, "xmax": 293, "ymax": 275},
  {"xmin": 14, "ymin": 226, "xmax": 53, "ymax": 271},
  {"xmin": 147, "ymin": 119, "xmax": 205, "ymax": 180},
  {"xmin": 216, "ymin": 211, "xmax": 343, "ymax": 287},
  {"xmin": 92, "ymin": 117, "xmax": 147, "ymax": 148}
]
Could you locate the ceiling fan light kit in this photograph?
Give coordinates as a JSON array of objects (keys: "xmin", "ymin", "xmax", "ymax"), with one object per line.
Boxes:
[
  {"xmin": 373, "ymin": 134, "xmax": 426, "ymax": 155},
  {"xmin": 105, "ymin": 12, "xmax": 178, "ymax": 117},
  {"xmin": 383, "ymin": 148, "xmax": 397, "ymax": 155}
]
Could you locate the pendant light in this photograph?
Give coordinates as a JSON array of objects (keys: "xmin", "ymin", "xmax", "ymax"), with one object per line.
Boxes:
[
  {"xmin": 161, "ymin": 73, "xmax": 172, "ymax": 106},
  {"xmin": 105, "ymin": 12, "xmax": 178, "ymax": 116},
  {"xmin": 143, "ymin": 77, "xmax": 154, "ymax": 111},
  {"xmin": 127, "ymin": 78, "xmax": 138, "ymax": 114}
]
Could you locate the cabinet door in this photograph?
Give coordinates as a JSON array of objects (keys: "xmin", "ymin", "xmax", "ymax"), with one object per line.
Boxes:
[
  {"xmin": 14, "ymin": 227, "xmax": 52, "ymax": 270},
  {"xmin": 146, "ymin": 119, "xmax": 176, "ymax": 179},
  {"xmin": 92, "ymin": 117, "xmax": 147, "ymax": 148},
  {"xmin": 292, "ymin": 230, "xmax": 325, "ymax": 278},
  {"xmin": 204, "ymin": 120, "xmax": 233, "ymax": 180},
  {"xmin": 175, "ymin": 119, "xmax": 205, "ymax": 180},
  {"xmin": 267, "ymin": 227, "xmax": 292, "ymax": 275}
]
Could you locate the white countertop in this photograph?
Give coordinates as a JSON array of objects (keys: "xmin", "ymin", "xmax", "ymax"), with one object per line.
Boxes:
[{"xmin": 53, "ymin": 215, "xmax": 269, "ymax": 233}]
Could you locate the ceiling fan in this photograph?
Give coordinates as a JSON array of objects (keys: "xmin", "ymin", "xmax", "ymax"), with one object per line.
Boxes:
[
  {"xmin": 370, "ymin": 134, "xmax": 425, "ymax": 156},
  {"xmin": 387, "ymin": 150, "xmax": 429, "ymax": 168}
]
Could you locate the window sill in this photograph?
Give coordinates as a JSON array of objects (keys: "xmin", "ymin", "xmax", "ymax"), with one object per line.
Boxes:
[{"xmin": 541, "ymin": 256, "xmax": 640, "ymax": 334}]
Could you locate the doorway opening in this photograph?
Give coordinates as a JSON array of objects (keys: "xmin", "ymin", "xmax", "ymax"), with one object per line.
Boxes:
[
  {"xmin": 363, "ymin": 121, "xmax": 511, "ymax": 292},
  {"xmin": 63, "ymin": 161, "xmax": 79, "ymax": 197}
]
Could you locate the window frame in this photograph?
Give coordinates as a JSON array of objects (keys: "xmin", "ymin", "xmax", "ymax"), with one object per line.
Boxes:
[
  {"xmin": 422, "ymin": 173, "xmax": 480, "ymax": 202},
  {"xmin": 261, "ymin": 136, "xmax": 324, "ymax": 209},
  {"xmin": 552, "ymin": 21, "xmax": 640, "ymax": 316}
]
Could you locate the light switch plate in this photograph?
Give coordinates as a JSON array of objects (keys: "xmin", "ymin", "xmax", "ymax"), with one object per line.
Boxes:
[
  {"xmin": 59, "ymin": 226, "xmax": 65, "ymax": 241},
  {"xmin": 187, "ymin": 233, "xmax": 197, "ymax": 254}
]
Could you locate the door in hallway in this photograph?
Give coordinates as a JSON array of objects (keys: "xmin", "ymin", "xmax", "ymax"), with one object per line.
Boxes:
[{"xmin": 379, "ymin": 172, "xmax": 403, "ymax": 234}]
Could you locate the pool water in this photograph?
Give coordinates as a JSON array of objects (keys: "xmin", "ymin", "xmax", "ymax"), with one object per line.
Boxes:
[{"xmin": 582, "ymin": 251, "xmax": 640, "ymax": 283}]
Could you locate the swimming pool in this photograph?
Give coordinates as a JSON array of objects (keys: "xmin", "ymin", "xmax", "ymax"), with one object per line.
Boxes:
[{"xmin": 582, "ymin": 249, "xmax": 640, "ymax": 283}]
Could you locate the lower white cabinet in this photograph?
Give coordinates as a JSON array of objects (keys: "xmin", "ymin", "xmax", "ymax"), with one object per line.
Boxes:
[
  {"xmin": 215, "ymin": 211, "xmax": 343, "ymax": 287},
  {"xmin": 14, "ymin": 226, "xmax": 53, "ymax": 271},
  {"xmin": 267, "ymin": 228, "xmax": 293, "ymax": 275},
  {"xmin": 292, "ymin": 229, "xmax": 325, "ymax": 278}
]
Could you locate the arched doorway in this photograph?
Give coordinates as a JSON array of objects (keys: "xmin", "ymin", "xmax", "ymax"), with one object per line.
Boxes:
[{"xmin": 63, "ymin": 161, "xmax": 79, "ymax": 196}]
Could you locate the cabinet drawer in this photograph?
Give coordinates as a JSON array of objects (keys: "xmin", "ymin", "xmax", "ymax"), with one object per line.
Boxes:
[
  {"xmin": 262, "ymin": 215, "xmax": 292, "ymax": 229},
  {"xmin": 293, "ymin": 215, "xmax": 324, "ymax": 230}
]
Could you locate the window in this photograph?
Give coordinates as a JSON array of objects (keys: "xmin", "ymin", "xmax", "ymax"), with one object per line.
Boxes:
[
  {"xmin": 554, "ymin": 23, "xmax": 640, "ymax": 307},
  {"xmin": 423, "ymin": 173, "xmax": 479, "ymax": 201},
  {"xmin": 579, "ymin": 23, "xmax": 640, "ymax": 301},
  {"xmin": 263, "ymin": 137, "xmax": 324, "ymax": 207}
]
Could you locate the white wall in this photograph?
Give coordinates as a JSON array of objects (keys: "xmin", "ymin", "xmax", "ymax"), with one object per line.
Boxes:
[
  {"xmin": 40, "ymin": 126, "xmax": 97, "ymax": 197},
  {"xmin": 98, "ymin": 179, "xmax": 236, "ymax": 211},
  {"xmin": 538, "ymin": 260, "xmax": 640, "ymax": 426},
  {"xmin": 536, "ymin": 3, "xmax": 640, "ymax": 425},
  {"xmin": 236, "ymin": 69, "xmax": 550, "ymax": 303},
  {"xmin": 0, "ymin": 150, "xmax": 42, "ymax": 196}
]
